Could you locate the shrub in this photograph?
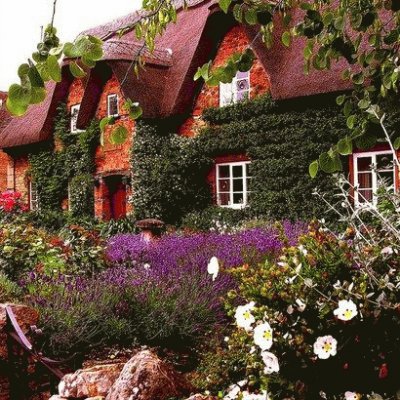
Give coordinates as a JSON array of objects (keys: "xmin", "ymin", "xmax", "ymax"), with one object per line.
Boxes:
[
  {"xmin": 0, "ymin": 273, "xmax": 22, "ymax": 303},
  {"xmin": 69, "ymin": 174, "xmax": 95, "ymax": 218},
  {"xmin": 0, "ymin": 191, "xmax": 28, "ymax": 222},
  {"xmin": 215, "ymin": 218, "xmax": 400, "ymax": 399}
]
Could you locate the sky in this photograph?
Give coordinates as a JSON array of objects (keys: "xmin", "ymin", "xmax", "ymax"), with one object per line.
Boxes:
[{"xmin": 0, "ymin": 0, "xmax": 142, "ymax": 91}]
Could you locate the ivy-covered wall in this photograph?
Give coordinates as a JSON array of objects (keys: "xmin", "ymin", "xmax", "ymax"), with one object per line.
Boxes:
[
  {"xmin": 132, "ymin": 95, "xmax": 349, "ymax": 223},
  {"xmin": 29, "ymin": 105, "xmax": 99, "ymax": 216}
]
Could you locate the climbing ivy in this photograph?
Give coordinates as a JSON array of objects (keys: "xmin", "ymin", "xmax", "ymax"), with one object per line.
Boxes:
[{"xmin": 29, "ymin": 104, "xmax": 99, "ymax": 216}]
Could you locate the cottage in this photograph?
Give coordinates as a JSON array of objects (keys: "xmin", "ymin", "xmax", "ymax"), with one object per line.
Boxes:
[{"xmin": 0, "ymin": 0, "xmax": 397, "ymax": 220}]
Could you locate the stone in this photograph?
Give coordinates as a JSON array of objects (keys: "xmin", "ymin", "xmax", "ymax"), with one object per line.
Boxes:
[
  {"xmin": 58, "ymin": 363, "xmax": 124, "ymax": 398},
  {"xmin": 106, "ymin": 350, "xmax": 192, "ymax": 400},
  {"xmin": 0, "ymin": 303, "xmax": 39, "ymax": 360}
]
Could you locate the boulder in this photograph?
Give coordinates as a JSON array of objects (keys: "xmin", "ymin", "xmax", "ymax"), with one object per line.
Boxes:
[
  {"xmin": 106, "ymin": 350, "xmax": 192, "ymax": 400},
  {"xmin": 58, "ymin": 363, "xmax": 124, "ymax": 398}
]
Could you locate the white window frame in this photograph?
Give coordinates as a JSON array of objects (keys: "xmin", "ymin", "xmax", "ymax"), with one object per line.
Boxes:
[
  {"xmin": 353, "ymin": 150, "xmax": 397, "ymax": 207},
  {"xmin": 70, "ymin": 104, "xmax": 82, "ymax": 133},
  {"xmin": 219, "ymin": 71, "xmax": 250, "ymax": 107},
  {"xmin": 29, "ymin": 181, "xmax": 39, "ymax": 211},
  {"xmin": 216, "ymin": 161, "xmax": 251, "ymax": 209},
  {"xmin": 107, "ymin": 94, "xmax": 119, "ymax": 117}
]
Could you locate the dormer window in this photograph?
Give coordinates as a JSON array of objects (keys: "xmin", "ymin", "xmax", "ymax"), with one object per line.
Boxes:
[
  {"xmin": 70, "ymin": 104, "xmax": 81, "ymax": 133},
  {"xmin": 219, "ymin": 71, "xmax": 250, "ymax": 107},
  {"xmin": 107, "ymin": 94, "xmax": 119, "ymax": 117}
]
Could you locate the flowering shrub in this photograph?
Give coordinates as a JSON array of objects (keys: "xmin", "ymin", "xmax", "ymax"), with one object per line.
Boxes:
[
  {"xmin": 215, "ymin": 221, "xmax": 400, "ymax": 399},
  {"xmin": 0, "ymin": 191, "xmax": 28, "ymax": 220},
  {"xmin": 106, "ymin": 222, "xmax": 303, "ymax": 271}
]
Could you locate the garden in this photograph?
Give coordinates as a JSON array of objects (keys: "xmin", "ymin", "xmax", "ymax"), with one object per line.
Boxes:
[{"xmin": 0, "ymin": 183, "xmax": 399, "ymax": 400}]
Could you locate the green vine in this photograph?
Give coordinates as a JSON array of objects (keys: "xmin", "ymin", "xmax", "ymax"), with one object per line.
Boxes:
[{"xmin": 29, "ymin": 104, "xmax": 99, "ymax": 216}]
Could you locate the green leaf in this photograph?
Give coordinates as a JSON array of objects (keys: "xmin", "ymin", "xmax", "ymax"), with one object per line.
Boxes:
[
  {"xmin": 8, "ymin": 83, "xmax": 31, "ymax": 106},
  {"xmin": 336, "ymin": 94, "xmax": 346, "ymax": 106},
  {"xmin": 337, "ymin": 136, "xmax": 353, "ymax": 155},
  {"xmin": 30, "ymin": 87, "xmax": 47, "ymax": 104},
  {"xmin": 69, "ymin": 61, "xmax": 86, "ymax": 78},
  {"xmin": 219, "ymin": 0, "xmax": 232, "ymax": 13},
  {"xmin": 355, "ymin": 132, "xmax": 377, "ymax": 149},
  {"xmin": 334, "ymin": 16, "xmax": 344, "ymax": 30},
  {"xmin": 309, "ymin": 160, "xmax": 319, "ymax": 178},
  {"xmin": 27, "ymin": 66, "xmax": 44, "ymax": 88},
  {"xmin": 244, "ymin": 9, "xmax": 258, "ymax": 25},
  {"xmin": 346, "ymin": 114, "xmax": 357, "ymax": 129},
  {"xmin": 6, "ymin": 97, "xmax": 29, "ymax": 116},
  {"xmin": 237, "ymin": 49, "xmax": 255, "ymax": 72},
  {"xmin": 46, "ymin": 55, "xmax": 62, "ymax": 82},
  {"xmin": 282, "ymin": 31, "xmax": 291, "ymax": 47},
  {"xmin": 109, "ymin": 125, "xmax": 128, "ymax": 145},
  {"xmin": 319, "ymin": 151, "xmax": 338, "ymax": 173},
  {"xmin": 128, "ymin": 104, "xmax": 143, "ymax": 120},
  {"xmin": 393, "ymin": 137, "xmax": 400, "ymax": 150},
  {"xmin": 357, "ymin": 98, "xmax": 370, "ymax": 110},
  {"xmin": 100, "ymin": 116, "xmax": 115, "ymax": 132}
]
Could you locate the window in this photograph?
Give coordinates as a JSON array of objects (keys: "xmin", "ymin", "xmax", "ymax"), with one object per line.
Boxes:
[
  {"xmin": 70, "ymin": 104, "xmax": 81, "ymax": 133},
  {"xmin": 29, "ymin": 181, "xmax": 39, "ymax": 211},
  {"xmin": 219, "ymin": 71, "xmax": 250, "ymax": 107},
  {"xmin": 353, "ymin": 151, "xmax": 397, "ymax": 206},
  {"xmin": 216, "ymin": 161, "xmax": 251, "ymax": 209},
  {"xmin": 107, "ymin": 94, "xmax": 119, "ymax": 117}
]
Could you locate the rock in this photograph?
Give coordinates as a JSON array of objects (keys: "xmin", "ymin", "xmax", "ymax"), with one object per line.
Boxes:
[
  {"xmin": 106, "ymin": 350, "xmax": 192, "ymax": 400},
  {"xmin": 58, "ymin": 363, "xmax": 124, "ymax": 398},
  {"xmin": 0, "ymin": 303, "xmax": 39, "ymax": 359}
]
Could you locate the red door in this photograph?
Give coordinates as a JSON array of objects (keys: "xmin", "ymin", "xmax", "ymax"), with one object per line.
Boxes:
[{"xmin": 110, "ymin": 180, "xmax": 127, "ymax": 220}]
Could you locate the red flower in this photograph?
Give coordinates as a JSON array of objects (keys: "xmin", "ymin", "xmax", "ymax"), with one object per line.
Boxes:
[{"xmin": 379, "ymin": 363, "xmax": 388, "ymax": 379}]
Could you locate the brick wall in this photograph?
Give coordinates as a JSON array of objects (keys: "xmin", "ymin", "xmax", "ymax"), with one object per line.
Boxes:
[
  {"xmin": 0, "ymin": 151, "xmax": 9, "ymax": 192},
  {"xmin": 179, "ymin": 25, "xmax": 271, "ymax": 137},
  {"xmin": 5, "ymin": 155, "xmax": 30, "ymax": 202}
]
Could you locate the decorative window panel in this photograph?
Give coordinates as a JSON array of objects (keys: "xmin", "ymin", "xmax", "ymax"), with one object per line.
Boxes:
[
  {"xmin": 219, "ymin": 71, "xmax": 250, "ymax": 107},
  {"xmin": 107, "ymin": 94, "xmax": 119, "ymax": 117},
  {"xmin": 70, "ymin": 104, "xmax": 81, "ymax": 133},
  {"xmin": 29, "ymin": 181, "xmax": 39, "ymax": 211},
  {"xmin": 353, "ymin": 151, "xmax": 397, "ymax": 206},
  {"xmin": 216, "ymin": 161, "xmax": 251, "ymax": 209}
]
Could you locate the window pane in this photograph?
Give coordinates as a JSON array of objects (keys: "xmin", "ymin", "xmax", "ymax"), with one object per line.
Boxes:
[
  {"xmin": 233, "ymin": 179, "xmax": 243, "ymax": 192},
  {"xmin": 232, "ymin": 165, "xmax": 243, "ymax": 178},
  {"xmin": 358, "ymin": 189, "xmax": 373, "ymax": 203},
  {"xmin": 218, "ymin": 179, "xmax": 230, "ymax": 192},
  {"xmin": 358, "ymin": 173, "xmax": 372, "ymax": 189},
  {"xmin": 247, "ymin": 178, "xmax": 252, "ymax": 191},
  {"xmin": 220, "ymin": 82, "xmax": 234, "ymax": 106},
  {"xmin": 378, "ymin": 171, "xmax": 394, "ymax": 188},
  {"xmin": 376, "ymin": 153, "xmax": 394, "ymax": 170},
  {"xmin": 218, "ymin": 165, "xmax": 230, "ymax": 178},
  {"xmin": 236, "ymin": 71, "xmax": 249, "ymax": 80},
  {"xmin": 233, "ymin": 193, "xmax": 244, "ymax": 204},
  {"xmin": 236, "ymin": 78, "xmax": 250, "ymax": 93},
  {"xmin": 108, "ymin": 95, "xmax": 118, "ymax": 116},
  {"xmin": 357, "ymin": 157, "xmax": 372, "ymax": 172},
  {"xmin": 219, "ymin": 192, "xmax": 230, "ymax": 206}
]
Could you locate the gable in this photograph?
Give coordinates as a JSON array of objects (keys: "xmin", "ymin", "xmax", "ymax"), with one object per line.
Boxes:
[{"xmin": 179, "ymin": 25, "xmax": 271, "ymax": 137}]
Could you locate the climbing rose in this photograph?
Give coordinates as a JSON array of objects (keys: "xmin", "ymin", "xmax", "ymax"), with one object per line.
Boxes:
[
  {"xmin": 261, "ymin": 351, "xmax": 280, "ymax": 374},
  {"xmin": 207, "ymin": 256, "xmax": 219, "ymax": 281},
  {"xmin": 334, "ymin": 299, "xmax": 358, "ymax": 321},
  {"xmin": 313, "ymin": 335, "xmax": 337, "ymax": 359},
  {"xmin": 253, "ymin": 322, "xmax": 273, "ymax": 350},
  {"xmin": 235, "ymin": 302, "xmax": 256, "ymax": 331}
]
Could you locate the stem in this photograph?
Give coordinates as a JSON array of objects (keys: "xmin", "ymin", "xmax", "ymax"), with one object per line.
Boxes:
[{"xmin": 50, "ymin": 0, "xmax": 58, "ymax": 30}]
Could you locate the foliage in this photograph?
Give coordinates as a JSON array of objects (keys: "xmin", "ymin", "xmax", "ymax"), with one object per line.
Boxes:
[
  {"xmin": 68, "ymin": 175, "xmax": 95, "ymax": 218},
  {"xmin": 29, "ymin": 104, "xmax": 99, "ymax": 215},
  {"xmin": 131, "ymin": 121, "xmax": 212, "ymax": 224},
  {"xmin": 24, "ymin": 273, "xmax": 134, "ymax": 358},
  {"xmin": 0, "ymin": 273, "xmax": 22, "ymax": 303},
  {"xmin": 214, "ymin": 210, "xmax": 400, "ymax": 399},
  {"xmin": 99, "ymin": 216, "xmax": 138, "ymax": 238}
]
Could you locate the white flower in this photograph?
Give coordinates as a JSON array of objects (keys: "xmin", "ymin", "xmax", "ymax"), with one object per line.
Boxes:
[
  {"xmin": 241, "ymin": 390, "xmax": 270, "ymax": 400},
  {"xmin": 143, "ymin": 263, "xmax": 151, "ymax": 270},
  {"xmin": 313, "ymin": 335, "xmax": 337, "ymax": 359},
  {"xmin": 381, "ymin": 246, "xmax": 393, "ymax": 255},
  {"xmin": 235, "ymin": 302, "xmax": 256, "ymax": 331},
  {"xmin": 298, "ymin": 245, "xmax": 308, "ymax": 256},
  {"xmin": 207, "ymin": 256, "xmax": 219, "ymax": 281},
  {"xmin": 344, "ymin": 391, "xmax": 359, "ymax": 400},
  {"xmin": 253, "ymin": 322, "xmax": 273, "ymax": 350},
  {"xmin": 261, "ymin": 351, "xmax": 280, "ymax": 374},
  {"xmin": 334, "ymin": 299, "xmax": 357, "ymax": 321},
  {"xmin": 296, "ymin": 298, "xmax": 306, "ymax": 312}
]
